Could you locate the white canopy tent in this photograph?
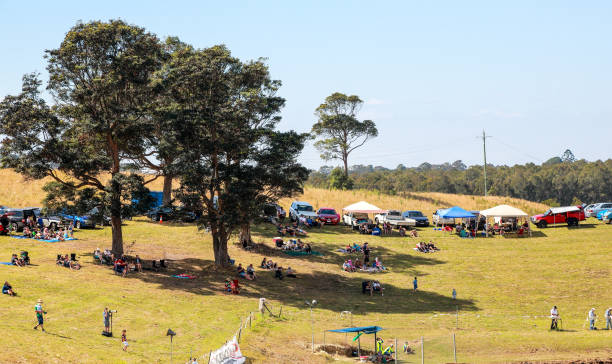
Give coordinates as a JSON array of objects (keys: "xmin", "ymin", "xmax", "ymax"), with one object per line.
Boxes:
[
  {"xmin": 342, "ymin": 201, "xmax": 387, "ymax": 214},
  {"xmin": 478, "ymin": 205, "xmax": 531, "ymax": 237}
]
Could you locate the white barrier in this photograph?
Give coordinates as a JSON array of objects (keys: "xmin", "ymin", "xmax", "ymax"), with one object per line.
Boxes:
[{"xmin": 208, "ymin": 336, "xmax": 246, "ymax": 364}]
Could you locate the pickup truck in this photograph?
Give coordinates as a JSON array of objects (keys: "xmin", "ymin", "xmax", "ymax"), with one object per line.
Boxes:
[
  {"xmin": 531, "ymin": 205, "xmax": 585, "ymax": 228},
  {"xmin": 374, "ymin": 210, "xmax": 416, "ymax": 228},
  {"xmin": 432, "ymin": 209, "xmax": 455, "ymax": 226},
  {"xmin": 343, "ymin": 212, "xmax": 371, "ymax": 230}
]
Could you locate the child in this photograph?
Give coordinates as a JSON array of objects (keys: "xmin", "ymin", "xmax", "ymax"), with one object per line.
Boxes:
[{"xmin": 121, "ymin": 329, "xmax": 128, "ymax": 351}]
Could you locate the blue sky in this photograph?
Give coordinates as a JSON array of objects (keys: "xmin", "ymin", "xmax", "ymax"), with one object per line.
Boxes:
[{"xmin": 1, "ymin": 1, "xmax": 610, "ymax": 170}]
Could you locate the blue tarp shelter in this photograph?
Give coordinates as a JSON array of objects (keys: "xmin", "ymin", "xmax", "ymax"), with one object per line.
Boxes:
[
  {"xmin": 326, "ymin": 326, "xmax": 384, "ymax": 356},
  {"xmin": 439, "ymin": 206, "xmax": 475, "ymax": 219}
]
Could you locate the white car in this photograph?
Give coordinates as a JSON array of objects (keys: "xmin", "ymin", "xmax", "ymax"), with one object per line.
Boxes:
[
  {"xmin": 432, "ymin": 209, "xmax": 455, "ymax": 226},
  {"xmin": 289, "ymin": 201, "xmax": 318, "ymax": 222},
  {"xmin": 343, "ymin": 212, "xmax": 370, "ymax": 230},
  {"xmin": 374, "ymin": 210, "xmax": 416, "ymax": 228}
]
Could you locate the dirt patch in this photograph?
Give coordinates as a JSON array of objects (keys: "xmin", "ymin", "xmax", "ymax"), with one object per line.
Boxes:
[
  {"xmin": 512, "ymin": 359, "xmax": 612, "ymax": 364},
  {"xmin": 315, "ymin": 343, "xmax": 374, "ymax": 357}
]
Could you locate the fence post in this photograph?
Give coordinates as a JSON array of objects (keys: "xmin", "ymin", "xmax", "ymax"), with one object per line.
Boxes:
[
  {"xmin": 421, "ymin": 336, "xmax": 424, "ymax": 364},
  {"xmin": 207, "ymin": 351, "xmax": 212, "ymax": 364},
  {"xmin": 279, "ymin": 305, "xmax": 283, "ymax": 318},
  {"xmin": 453, "ymin": 333, "xmax": 457, "ymax": 363},
  {"xmin": 238, "ymin": 326, "xmax": 242, "ymax": 343},
  {"xmin": 394, "ymin": 338, "xmax": 397, "ymax": 364},
  {"xmin": 249, "ymin": 312, "xmax": 252, "ymax": 328},
  {"xmin": 456, "ymin": 306, "xmax": 459, "ymax": 329}
]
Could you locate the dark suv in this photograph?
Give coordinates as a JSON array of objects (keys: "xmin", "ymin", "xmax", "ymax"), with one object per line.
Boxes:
[
  {"xmin": 146, "ymin": 206, "xmax": 197, "ymax": 222},
  {"xmin": 402, "ymin": 210, "xmax": 430, "ymax": 227},
  {"xmin": 5, "ymin": 208, "xmax": 38, "ymax": 231}
]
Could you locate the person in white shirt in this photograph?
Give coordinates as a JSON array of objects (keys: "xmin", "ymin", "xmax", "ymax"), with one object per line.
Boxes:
[
  {"xmin": 588, "ymin": 308, "xmax": 597, "ymax": 330},
  {"xmin": 550, "ymin": 306, "xmax": 559, "ymax": 330},
  {"xmin": 605, "ymin": 308, "xmax": 612, "ymax": 330}
]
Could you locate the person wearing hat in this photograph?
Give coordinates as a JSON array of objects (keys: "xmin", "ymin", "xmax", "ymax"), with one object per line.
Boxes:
[
  {"xmin": 33, "ymin": 299, "xmax": 46, "ymax": 331},
  {"xmin": 588, "ymin": 308, "xmax": 597, "ymax": 330},
  {"xmin": 605, "ymin": 308, "xmax": 612, "ymax": 330}
]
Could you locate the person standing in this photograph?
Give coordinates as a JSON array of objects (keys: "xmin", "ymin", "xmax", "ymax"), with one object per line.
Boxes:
[
  {"xmin": 121, "ymin": 329, "xmax": 128, "ymax": 351},
  {"xmin": 588, "ymin": 308, "xmax": 597, "ymax": 330},
  {"xmin": 413, "ymin": 277, "xmax": 418, "ymax": 292},
  {"xmin": 452, "ymin": 288, "xmax": 457, "ymax": 300},
  {"xmin": 33, "ymin": 299, "xmax": 46, "ymax": 331},
  {"xmin": 103, "ymin": 308, "xmax": 110, "ymax": 334},
  {"xmin": 605, "ymin": 308, "xmax": 612, "ymax": 330},
  {"xmin": 550, "ymin": 306, "xmax": 559, "ymax": 330}
]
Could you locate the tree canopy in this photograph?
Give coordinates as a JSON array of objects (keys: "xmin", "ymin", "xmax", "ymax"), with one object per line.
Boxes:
[{"xmin": 311, "ymin": 93, "xmax": 378, "ymax": 175}]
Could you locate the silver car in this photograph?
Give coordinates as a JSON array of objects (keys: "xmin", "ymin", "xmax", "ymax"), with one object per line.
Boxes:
[{"xmin": 585, "ymin": 203, "xmax": 612, "ymax": 218}]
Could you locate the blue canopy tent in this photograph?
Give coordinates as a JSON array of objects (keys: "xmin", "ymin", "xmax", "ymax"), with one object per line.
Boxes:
[
  {"xmin": 326, "ymin": 326, "xmax": 384, "ymax": 357},
  {"xmin": 439, "ymin": 206, "xmax": 475, "ymax": 219}
]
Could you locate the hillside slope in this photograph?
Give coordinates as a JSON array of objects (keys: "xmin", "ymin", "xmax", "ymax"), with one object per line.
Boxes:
[{"xmin": 0, "ymin": 169, "xmax": 548, "ymax": 215}]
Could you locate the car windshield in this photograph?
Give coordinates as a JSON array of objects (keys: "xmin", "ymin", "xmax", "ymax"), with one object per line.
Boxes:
[
  {"xmin": 407, "ymin": 211, "xmax": 423, "ymax": 217},
  {"xmin": 544, "ymin": 209, "xmax": 552, "ymax": 216},
  {"xmin": 319, "ymin": 209, "xmax": 336, "ymax": 215},
  {"xmin": 388, "ymin": 211, "xmax": 401, "ymax": 216},
  {"xmin": 297, "ymin": 205, "xmax": 313, "ymax": 212}
]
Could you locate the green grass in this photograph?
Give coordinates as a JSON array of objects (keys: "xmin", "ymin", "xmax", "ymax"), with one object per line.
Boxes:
[{"xmin": 2, "ymin": 216, "xmax": 612, "ymax": 363}]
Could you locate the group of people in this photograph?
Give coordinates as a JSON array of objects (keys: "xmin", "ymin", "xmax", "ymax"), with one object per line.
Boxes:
[
  {"xmin": 414, "ymin": 241, "xmax": 439, "ymax": 253},
  {"xmin": 343, "ymin": 256, "xmax": 386, "ymax": 273},
  {"xmin": 585, "ymin": 307, "xmax": 612, "ymax": 330},
  {"xmin": 23, "ymin": 225, "xmax": 72, "ymax": 241},
  {"xmin": 362, "ymin": 280, "xmax": 384, "ymax": 296},
  {"xmin": 10, "ymin": 251, "xmax": 29, "ymax": 266},
  {"xmin": 93, "ymin": 248, "xmax": 142, "ymax": 277},
  {"xmin": 275, "ymin": 223, "xmax": 307, "ymax": 237},
  {"xmin": 277, "ymin": 238, "xmax": 312, "ymax": 253},
  {"xmin": 259, "ymin": 258, "xmax": 297, "ymax": 280},
  {"xmin": 56, "ymin": 254, "xmax": 81, "ymax": 270},
  {"xmin": 398, "ymin": 226, "xmax": 419, "ymax": 237},
  {"xmin": 237, "ymin": 263, "xmax": 257, "ymax": 280}
]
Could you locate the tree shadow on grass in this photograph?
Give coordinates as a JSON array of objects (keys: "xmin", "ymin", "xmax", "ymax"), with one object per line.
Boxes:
[
  {"xmin": 502, "ymin": 231, "xmax": 547, "ymax": 238},
  {"xmin": 119, "ymin": 256, "xmax": 472, "ymax": 315}
]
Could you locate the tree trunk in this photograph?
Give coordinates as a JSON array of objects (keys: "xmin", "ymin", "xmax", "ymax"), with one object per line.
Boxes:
[
  {"xmin": 110, "ymin": 176, "xmax": 124, "ymax": 256},
  {"xmin": 239, "ymin": 222, "xmax": 252, "ymax": 247},
  {"xmin": 162, "ymin": 173, "xmax": 173, "ymax": 205},
  {"xmin": 212, "ymin": 227, "xmax": 230, "ymax": 266},
  {"xmin": 343, "ymin": 152, "xmax": 349, "ymax": 176}
]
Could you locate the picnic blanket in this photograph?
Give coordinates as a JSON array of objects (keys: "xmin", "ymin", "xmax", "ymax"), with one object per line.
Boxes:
[
  {"xmin": 172, "ymin": 274, "xmax": 196, "ymax": 279},
  {"xmin": 282, "ymin": 250, "xmax": 322, "ymax": 256},
  {"xmin": 10, "ymin": 236, "xmax": 77, "ymax": 243},
  {"xmin": 0, "ymin": 262, "xmax": 14, "ymax": 266}
]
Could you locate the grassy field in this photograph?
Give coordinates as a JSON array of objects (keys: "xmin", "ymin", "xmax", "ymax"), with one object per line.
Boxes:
[{"xmin": 1, "ymin": 169, "xmax": 612, "ymax": 363}]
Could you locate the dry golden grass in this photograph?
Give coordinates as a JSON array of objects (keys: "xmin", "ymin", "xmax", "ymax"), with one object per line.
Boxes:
[{"xmin": 281, "ymin": 187, "xmax": 548, "ymax": 216}]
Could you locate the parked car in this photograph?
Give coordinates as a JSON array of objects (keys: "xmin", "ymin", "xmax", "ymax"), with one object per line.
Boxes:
[
  {"xmin": 374, "ymin": 210, "xmax": 416, "ymax": 228},
  {"xmin": 343, "ymin": 211, "xmax": 371, "ymax": 230},
  {"xmin": 402, "ymin": 210, "xmax": 429, "ymax": 227},
  {"xmin": 601, "ymin": 210, "xmax": 612, "ymax": 223},
  {"xmin": 531, "ymin": 205, "xmax": 585, "ymax": 227},
  {"xmin": 262, "ymin": 203, "xmax": 286, "ymax": 221},
  {"xmin": 5, "ymin": 208, "xmax": 38, "ymax": 231},
  {"xmin": 146, "ymin": 206, "xmax": 196, "ymax": 222},
  {"xmin": 58, "ymin": 211, "xmax": 97, "ymax": 229},
  {"xmin": 596, "ymin": 208, "xmax": 612, "ymax": 220},
  {"xmin": 585, "ymin": 203, "xmax": 612, "ymax": 218},
  {"xmin": 316, "ymin": 207, "xmax": 340, "ymax": 225},
  {"xmin": 289, "ymin": 201, "xmax": 318, "ymax": 222},
  {"xmin": 432, "ymin": 209, "xmax": 455, "ymax": 226}
]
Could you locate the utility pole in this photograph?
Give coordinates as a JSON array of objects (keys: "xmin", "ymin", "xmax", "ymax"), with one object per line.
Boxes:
[{"xmin": 480, "ymin": 130, "xmax": 491, "ymax": 196}]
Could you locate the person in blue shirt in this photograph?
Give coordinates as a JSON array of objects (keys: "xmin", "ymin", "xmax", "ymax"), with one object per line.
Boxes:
[
  {"xmin": 372, "ymin": 225, "xmax": 381, "ymax": 236},
  {"xmin": 413, "ymin": 277, "xmax": 418, "ymax": 292}
]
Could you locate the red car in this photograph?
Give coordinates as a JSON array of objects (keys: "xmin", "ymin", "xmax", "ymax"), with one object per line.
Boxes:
[
  {"xmin": 531, "ymin": 205, "xmax": 585, "ymax": 228},
  {"xmin": 316, "ymin": 207, "xmax": 340, "ymax": 225}
]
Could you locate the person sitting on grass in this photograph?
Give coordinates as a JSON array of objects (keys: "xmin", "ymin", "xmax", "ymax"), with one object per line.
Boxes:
[
  {"xmin": 224, "ymin": 278, "xmax": 233, "ymax": 293},
  {"xmin": 372, "ymin": 225, "xmax": 381, "ymax": 236},
  {"xmin": 398, "ymin": 226, "xmax": 406, "ymax": 237},
  {"xmin": 237, "ymin": 263, "xmax": 252, "ymax": 280},
  {"xmin": 371, "ymin": 280, "xmax": 384, "ymax": 296},
  {"xmin": 374, "ymin": 257, "xmax": 386, "ymax": 271},
  {"xmin": 134, "ymin": 255, "xmax": 142, "ymax": 273},
  {"xmin": 286, "ymin": 266, "xmax": 297, "ymax": 278},
  {"xmin": 274, "ymin": 266, "xmax": 283, "ymax": 280},
  {"xmin": 114, "ymin": 256, "xmax": 128, "ymax": 277},
  {"xmin": 260, "ymin": 257, "xmax": 268, "ymax": 268},
  {"xmin": 2, "ymin": 281, "xmax": 15, "ymax": 296},
  {"xmin": 409, "ymin": 229, "xmax": 418, "ymax": 238},
  {"xmin": 343, "ymin": 260, "xmax": 354, "ymax": 272},
  {"xmin": 11, "ymin": 254, "xmax": 24, "ymax": 267},
  {"xmin": 354, "ymin": 259, "xmax": 363, "ymax": 270},
  {"xmin": 247, "ymin": 264, "xmax": 257, "ymax": 280},
  {"xmin": 23, "ymin": 226, "xmax": 31, "ymax": 237}
]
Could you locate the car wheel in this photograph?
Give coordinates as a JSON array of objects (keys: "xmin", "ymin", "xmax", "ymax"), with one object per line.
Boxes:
[
  {"xmin": 76, "ymin": 221, "xmax": 81, "ymax": 229},
  {"xmin": 537, "ymin": 221, "xmax": 547, "ymax": 228},
  {"xmin": 567, "ymin": 218, "xmax": 577, "ymax": 227}
]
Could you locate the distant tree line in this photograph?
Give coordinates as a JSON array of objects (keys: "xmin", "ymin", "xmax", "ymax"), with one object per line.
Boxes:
[{"xmin": 308, "ymin": 158, "xmax": 612, "ymax": 206}]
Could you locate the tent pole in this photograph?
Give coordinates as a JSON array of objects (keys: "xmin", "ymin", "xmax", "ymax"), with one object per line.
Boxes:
[
  {"xmin": 374, "ymin": 332, "xmax": 377, "ymax": 353},
  {"xmin": 358, "ymin": 334, "xmax": 361, "ymax": 357}
]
